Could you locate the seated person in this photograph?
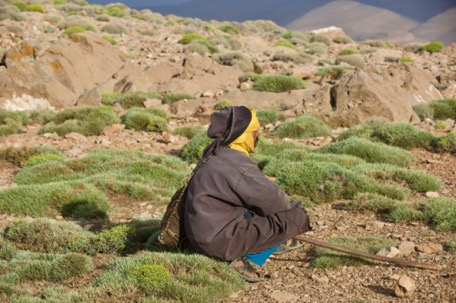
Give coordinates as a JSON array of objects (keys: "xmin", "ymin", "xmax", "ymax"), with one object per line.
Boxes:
[{"xmin": 184, "ymin": 106, "xmax": 311, "ymax": 282}]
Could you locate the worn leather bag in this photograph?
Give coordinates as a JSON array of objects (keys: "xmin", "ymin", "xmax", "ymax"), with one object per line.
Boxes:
[
  {"xmin": 158, "ymin": 184, "xmax": 189, "ymax": 248},
  {"xmin": 158, "ymin": 156, "xmax": 211, "ymax": 249}
]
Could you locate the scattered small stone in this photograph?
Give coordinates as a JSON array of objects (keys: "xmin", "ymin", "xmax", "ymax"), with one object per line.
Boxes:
[
  {"xmin": 394, "ymin": 275, "xmax": 416, "ymax": 298},
  {"xmin": 416, "ymin": 243, "xmax": 443, "ymax": 254},
  {"xmin": 376, "ymin": 247, "xmax": 401, "ymax": 258},
  {"xmin": 64, "ymin": 132, "xmax": 88, "ymax": 142},
  {"xmin": 389, "ymin": 274, "xmax": 401, "ymax": 281},
  {"xmin": 398, "ymin": 241, "xmax": 416, "ymax": 255},
  {"xmin": 425, "ymin": 159, "xmax": 444, "ymax": 164},
  {"xmin": 134, "ymin": 211, "xmax": 152, "ymax": 220},
  {"xmin": 270, "ymin": 291, "xmax": 299, "ymax": 303},
  {"xmin": 316, "ymin": 220, "xmax": 325, "ymax": 226},
  {"xmin": 311, "ymin": 274, "xmax": 329, "ymax": 284},
  {"xmin": 143, "ymin": 98, "xmax": 162, "ymax": 108},
  {"xmin": 425, "ymin": 191, "xmax": 440, "ymax": 198}
]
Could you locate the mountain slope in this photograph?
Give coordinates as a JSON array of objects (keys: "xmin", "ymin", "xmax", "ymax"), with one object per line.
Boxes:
[{"xmin": 286, "ymin": 1, "xmax": 419, "ymax": 43}]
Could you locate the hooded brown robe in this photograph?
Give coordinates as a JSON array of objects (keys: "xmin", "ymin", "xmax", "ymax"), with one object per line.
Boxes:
[{"xmin": 184, "ymin": 106, "xmax": 311, "ymax": 261}]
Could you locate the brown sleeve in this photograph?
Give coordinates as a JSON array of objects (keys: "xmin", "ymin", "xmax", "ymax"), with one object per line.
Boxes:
[{"xmin": 235, "ymin": 165, "xmax": 297, "ymax": 216}]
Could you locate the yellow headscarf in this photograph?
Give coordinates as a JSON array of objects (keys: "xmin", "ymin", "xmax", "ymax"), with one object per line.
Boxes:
[{"xmin": 229, "ymin": 109, "xmax": 260, "ymax": 156}]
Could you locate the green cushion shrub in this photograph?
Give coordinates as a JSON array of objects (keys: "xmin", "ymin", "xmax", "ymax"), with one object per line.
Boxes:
[
  {"xmin": 420, "ymin": 41, "xmax": 445, "ymax": 54},
  {"xmin": 178, "ymin": 33, "xmax": 206, "ymax": 44},
  {"xmin": 0, "ymin": 109, "xmax": 29, "ymax": 136},
  {"xmin": 256, "ymin": 109, "xmax": 278, "ymax": 125},
  {"xmin": 181, "ymin": 130, "xmax": 212, "ymax": 163},
  {"xmin": 123, "ymin": 107, "xmax": 168, "ymax": 132},
  {"xmin": 274, "ymin": 114, "xmax": 331, "ymax": 139},
  {"xmin": 338, "ymin": 48, "xmax": 358, "ymax": 56},
  {"xmin": 339, "ymin": 121, "xmax": 436, "ymax": 150},
  {"xmin": 317, "ymin": 137, "xmax": 414, "ymax": 167},
  {"xmin": 39, "ymin": 106, "xmax": 119, "ymax": 136},
  {"xmin": 433, "ymin": 131, "xmax": 456, "ymax": 154},
  {"xmin": 252, "ymin": 74, "xmax": 306, "ymax": 93},
  {"xmin": 275, "ymin": 161, "xmax": 406, "ymax": 204}
]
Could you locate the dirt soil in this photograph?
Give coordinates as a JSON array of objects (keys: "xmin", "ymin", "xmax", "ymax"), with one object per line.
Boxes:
[{"xmin": 0, "ymin": 132, "xmax": 455, "ymax": 303}]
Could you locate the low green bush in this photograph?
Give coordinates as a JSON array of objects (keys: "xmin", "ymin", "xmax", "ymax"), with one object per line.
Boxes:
[
  {"xmin": 162, "ymin": 92, "xmax": 195, "ymax": 105},
  {"xmin": 433, "ymin": 131, "xmax": 456, "ymax": 154},
  {"xmin": 313, "ymin": 236, "xmax": 395, "ymax": 268},
  {"xmin": 362, "ymin": 40, "xmax": 389, "ymax": 48},
  {"xmin": 102, "ymin": 35, "xmax": 117, "ymax": 45},
  {"xmin": 94, "ymin": 252, "xmax": 244, "ymax": 302},
  {"xmin": 25, "ymin": 4, "xmax": 44, "ymax": 13},
  {"xmin": 25, "ymin": 153, "xmax": 65, "ymax": 167},
  {"xmin": 274, "ymin": 114, "xmax": 331, "ymax": 139},
  {"xmin": 429, "ymin": 98, "xmax": 456, "ymax": 120},
  {"xmin": 63, "ymin": 26, "xmax": 86, "ymax": 35},
  {"xmin": 118, "ymin": 91, "xmax": 163, "ymax": 109},
  {"xmin": 420, "ymin": 41, "xmax": 445, "ymax": 54},
  {"xmin": 256, "ymin": 109, "xmax": 279, "ymax": 125},
  {"xmin": 255, "ymin": 139, "xmax": 308, "ymax": 157},
  {"xmin": 422, "ymin": 198, "xmax": 456, "ymax": 231},
  {"xmin": 263, "ymin": 149, "xmax": 365, "ymax": 177},
  {"xmin": 0, "ymin": 109, "xmax": 29, "ymax": 136},
  {"xmin": 336, "ymin": 55, "xmax": 365, "ymax": 67},
  {"xmin": 333, "ymin": 36, "xmax": 353, "ymax": 44},
  {"xmin": 29, "ymin": 109, "xmax": 56, "ymax": 125},
  {"xmin": 0, "ymin": 146, "xmax": 62, "ymax": 167},
  {"xmin": 252, "ymin": 74, "xmax": 306, "ymax": 93},
  {"xmin": 12, "ymin": 2, "xmax": 27, "ymax": 11},
  {"xmin": 101, "ymin": 92, "xmax": 122, "ymax": 106},
  {"xmin": 123, "ymin": 107, "xmax": 168, "ymax": 132},
  {"xmin": 49, "ymin": 253, "xmax": 92, "ymax": 281},
  {"xmin": 446, "ymin": 238, "xmax": 456, "ymax": 255},
  {"xmin": 348, "ymin": 192, "xmax": 399, "ymax": 213},
  {"xmin": 352, "ymin": 163, "xmax": 442, "ymax": 192},
  {"xmin": 0, "ymin": 5, "xmax": 26, "ymax": 21},
  {"xmin": 272, "ymin": 52, "xmax": 311, "ymax": 64},
  {"xmin": 101, "ymin": 23, "xmax": 128, "ymax": 34},
  {"xmin": 338, "ymin": 48, "xmax": 358, "ymax": 56},
  {"xmin": 106, "ymin": 3, "xmax": 129, "ymax": 17},
  {"xmin": 400, "ymin": 56, "xmax": 414, "ymax": 63},
  {"xmin": 181, "ymin": 130, "xmax": 212, "ymax": 163},
  {"xmin": 172, "ymin": 125, "xmax": 204, "ymax": 139},
  {"xmin": 315, "ymin": 66, "xmax": 351, "ymax": 80},
  {"xmin": 129, "ymin": 264, "xmax": 171, "ymax": 290},
  {"xmin": 93, "ymin": 225, "xmax": 131, "ymax": 254},
  {"xmin": 178, "ymin": 33, "xmax": 206, "ymax": 44},
  {"xmin": 215, "ymin": 99, "xmax": 231, "ymax": 110},
  {"xmin": 310, "ymin": 34, "xmax": 331, "ymax": 46},
  {"xmin": 317, "ymin": 137, "xmax": 414, "ymax": 167},
  {"xmin": 274, "ymin": 41, "xmax": 295, "ymax": 49},
  {"xmin": 39, "ymin": 106, "xmax": 119, "ymax": 136},
  {"xmin": 275, "ymin": 161, "xmax": 406, "ymax": 204},
  {"xmin": 13, "ymin": 251, "xmax": 92, "ymax": 282},
  {"xmin": 339, "ymin": 121, "xmax": 436, "ymax": 150},
  {"xmin": 218, "ymin": 23, "xmax": 240, "ymax": 35},
  {"xmin": 58, "ymin": 15, "xmax": 96, "ymax": 32},
  {"xmin": 413, "ymin": 104, "xmax": 434, "ymax": 121},
  {"xmin": 306, "ymin": 42, "xmax": 327, "ymax": 55},
  {"xmin": 4, "ymin": 218, "xmax": 94, "ymax": 253}
]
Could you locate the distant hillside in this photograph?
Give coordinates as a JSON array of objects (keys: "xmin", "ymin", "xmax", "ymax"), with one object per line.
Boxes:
[{"xmin": 88, "ymin": 0, "xmax": 456, "ymax": 44}]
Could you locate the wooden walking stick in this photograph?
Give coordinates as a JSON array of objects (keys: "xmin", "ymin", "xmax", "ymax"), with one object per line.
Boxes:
[{"xmin": 294, "ymin": 235, "xmax": 442, "ymax": 271}]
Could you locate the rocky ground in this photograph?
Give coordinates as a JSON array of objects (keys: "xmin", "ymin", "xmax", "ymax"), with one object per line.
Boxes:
[{"xmin": 0, "ymin": 123, "xmax": 455, "ymax": 303}]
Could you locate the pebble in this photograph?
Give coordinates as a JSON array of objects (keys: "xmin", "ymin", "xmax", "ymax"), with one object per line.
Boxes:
[
  {"xmin": 376, "ymin": 247, "xmax": 401, "ymax": 258},
  {"xmin": 398, "ymin": 241, "xmax": 416, "ymax": 255},
  {"xmin": 395, "ymin": 275, "xmax": 416, "ymax": 298}
]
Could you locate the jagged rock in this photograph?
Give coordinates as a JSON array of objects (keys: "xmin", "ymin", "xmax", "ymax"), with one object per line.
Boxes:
[
  {"xmin": 443, "ymin": 83, "xmax": 456, "ymax": 99},
  {"xmin": 143, "ymin": 99, "xmax": 162, "ymax": 108},
  {"xmin": 323, "ymin": 65, "xmax": 444, "ymax": 127},
  {"xmin": 395, "ymin": 275, "xmax": 416, "ymax": 298},
  {"xmin": 0, "ymin": 33, "xmax": 126, "ymax": 108},
  {"xmin": 398, "ymin": 241, "xmax": 416, "ymax": 255},
  {"xmin": 64, "ymin": 132, "xmax": 88, "ymax": 143},
  {"xmin": 416, "ymin": 243, "xmax": 443, "ymax": 254}
]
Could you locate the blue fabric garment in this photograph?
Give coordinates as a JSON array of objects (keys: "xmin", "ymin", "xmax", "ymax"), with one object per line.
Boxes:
[{"xmin": 245, "ymin": 244, "xmax": 280, "ymax": 266}]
